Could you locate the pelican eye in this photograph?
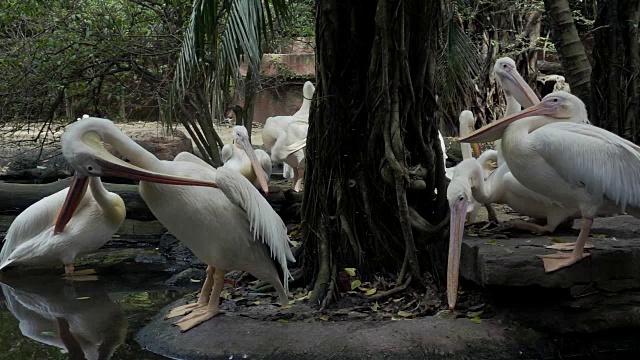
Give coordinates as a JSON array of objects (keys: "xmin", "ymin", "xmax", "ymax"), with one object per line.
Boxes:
[
  {"xmin": 459, "ymin": 196, "xmax": 464, "ymax": 201},
  {"xmin": 87, "ymin": 166, "xmax": 93, "ymax": 171}
]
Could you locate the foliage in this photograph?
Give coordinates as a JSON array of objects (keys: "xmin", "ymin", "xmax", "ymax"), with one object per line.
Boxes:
[
  {"xmin": 0, "ymin": 0, "xmax": 188, "ymax": 124},
  {"xmin": 166, "ymin": 0, "xmax": 290, "ymax": 166}
]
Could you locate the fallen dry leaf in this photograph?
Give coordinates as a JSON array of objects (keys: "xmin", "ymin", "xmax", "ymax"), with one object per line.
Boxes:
[{"xmin": 397, "ymin": 310, "xmax": 413, "ymax": 318}]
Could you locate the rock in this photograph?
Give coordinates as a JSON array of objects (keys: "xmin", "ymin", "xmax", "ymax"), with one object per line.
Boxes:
[
  {"xmin": 105, "ymin": 128, "xmax": 193, "ymax": 161},
  {"xmin": 158, "ymin": 232, "xmax": 205, "ymax": 269},
  {"xmin": 283, "ymin": 189, "xmax": 304, "ymax": 203},
  {"xmin": 137, "ymin": 301, "xmax": 534, "ymax": 360},
  {"xmin": 459, "ymin": 215, "xmax": 640, "ymax": 332},
  {"xmin": 165, "ymin": 268, "xmax": 207, "ymax": 287},
  {"xmin": 0, "ymin": 153, "xmax": 72, "ymax": 183}
]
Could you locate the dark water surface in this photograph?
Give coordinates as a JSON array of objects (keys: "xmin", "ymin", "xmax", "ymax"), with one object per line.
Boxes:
[{"xmin": 0, "ymin": 274, "xmax": 188, "ymax": 360}]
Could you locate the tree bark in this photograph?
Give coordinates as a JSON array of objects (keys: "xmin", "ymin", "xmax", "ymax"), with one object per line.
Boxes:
[
  {"xmin": 303, "ymin": 0, "xmax": 448, "ymax": 306},
  {"xmin": 543, "ymin": 0, "xmax": 592, "ymax": 107},
  {"xmin": 591, "ymin": 0, "xmax": 640, "ymax": 140}
]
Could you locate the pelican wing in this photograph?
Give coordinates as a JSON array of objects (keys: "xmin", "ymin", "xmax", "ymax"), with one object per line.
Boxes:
[
  {"xmin": 214, "ymin": 167, "xmax": 295, "ymax": 291},
  {"xmin": 174, "ymin": 152, "xmax": 213, "ymax": 169},
  {"xmin": 0, "ymin": 188, "xmax": 68, "ymax": 267},
  {"xmin": 283, "ymin": 138, "xmax": 307, "ymax": 154},
  {"xmin": 534, "ymin": 122, "xmax": 640, "ymax": 211}
]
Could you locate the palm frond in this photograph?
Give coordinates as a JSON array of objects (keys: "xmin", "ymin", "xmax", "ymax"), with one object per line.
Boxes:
[
  {"xmin": 167, "ymin": 0, "xmax": 289, "ymax": 164},
  {"xmin": 435, "ymin": 11, "xmax": 482, "ymax": 129}
]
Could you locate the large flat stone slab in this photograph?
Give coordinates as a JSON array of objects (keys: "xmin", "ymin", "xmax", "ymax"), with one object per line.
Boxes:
[
  {"xmin": 461, "ymin": 215, "xmax": 640, "ymax": 290},
  {"xmin": 137, "ymin": 301, "xmax": 530, "ymax": 360}
]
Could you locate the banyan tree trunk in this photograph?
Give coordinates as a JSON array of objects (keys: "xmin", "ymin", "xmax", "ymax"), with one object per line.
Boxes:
[
  {"xmin": 302, "ymin": 0, "xmax": 449, "ymax": 307},
  {"xmin": 543, "ymin": 0, "xmax": 592, "ymax": 107},
  {"xmin": 591, "ymin": 0, "xmax": 640, "ymax": 140}
]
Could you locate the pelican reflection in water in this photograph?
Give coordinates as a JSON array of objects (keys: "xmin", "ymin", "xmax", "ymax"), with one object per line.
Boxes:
[{"xmin": 0, "ymin": 275, "xmax": 127, "ymax": 360}]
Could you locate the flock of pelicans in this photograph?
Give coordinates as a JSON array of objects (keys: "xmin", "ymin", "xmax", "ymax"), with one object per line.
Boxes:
[
  {"xmin": 0, "ymin": 82, "xmax": 314, "ymax": 332},
  {"xmin": 1, "ymin": 56, "xmax": 639, "ymax": 332}
]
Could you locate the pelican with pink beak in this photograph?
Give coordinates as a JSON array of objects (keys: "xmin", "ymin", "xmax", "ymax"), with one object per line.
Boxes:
[{"xmin": 459, "ymin": 91, "xmax": 640, "ymax": 272}]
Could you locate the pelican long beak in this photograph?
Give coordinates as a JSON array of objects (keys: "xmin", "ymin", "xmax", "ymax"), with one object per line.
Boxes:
[
  {"xmin": 471, "ymin": 143, "xmax": 482, "ymax": 158},
  {"xmin": 80, "ymin": 135, "xmax": 220, "ymax": 188},
  {"xmin": 446, "ymin": 197, "xmax": 468, "ymax": 311},
  {"xmin": 504, "ymin": 68, "xmax": 540, "ymax": 108},
  {"xmin": 237, "ymin": 136, "xmax": 269, "ymax": 195},
  {"xmin": 458, "ymin": 101, "xmax": 553, "ymax": 143},
  {"xmin": 54, "ymin": 173, "xmax": 89, "ymax": 234}
]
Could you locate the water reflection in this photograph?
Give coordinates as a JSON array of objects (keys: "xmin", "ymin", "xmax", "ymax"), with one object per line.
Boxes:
[{"xmin": 0, "ymin": 276, "xmax": 127, "ymax": 360}]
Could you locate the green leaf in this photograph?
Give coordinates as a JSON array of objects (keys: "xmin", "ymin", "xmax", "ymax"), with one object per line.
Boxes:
[
  {"xmin": 350, "ymin": 280, "xmax": 362, "ymax": 290},
  {"xmin": 469, "ymin": 317, "xmax": 482, "ymax": 324},
  {"xmin": 344, "ymin": 268, "xmax": 356, "ymax": 276},
  {"xmin": 485, "ymin": 240, "xmax": 498, "ymax": 246},
  {"xmin": 550, "ymin": 238, "xmax": 566, "ymax": 243}
]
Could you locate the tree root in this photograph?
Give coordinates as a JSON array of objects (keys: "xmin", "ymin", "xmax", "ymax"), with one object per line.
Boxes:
[
  {"xmin": 368, "ymin": 275, "xmax": 412, "ymax": 301},
  {"xmin": 320, "ymin": 263, "xmax": 337, "ymax": 311}
]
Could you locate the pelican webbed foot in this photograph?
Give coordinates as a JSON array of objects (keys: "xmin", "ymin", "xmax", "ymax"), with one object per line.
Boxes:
[
  {"xmin": 173, "ymin": 308, "xmax": 224, "ymax": 332},
  {"xmin": 537, "ymin": 251, "xmax": 591, "ymax": 272},
  {"xmin": 544, "ymin": 242, "xmax": 595, "ymax": 251},
  {"xmin": 166, "ymin": 302, "xmax": 207, "ymax": 319}
]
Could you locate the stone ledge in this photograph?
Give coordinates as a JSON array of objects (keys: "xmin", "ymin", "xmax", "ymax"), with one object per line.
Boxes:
[
  {"xmin": 137, "ymin": 300, "xmax": 529, "ymax": 360},
  {"xmin": 460, "ymin": 215, "xmax": 640, "ymax": 290}
]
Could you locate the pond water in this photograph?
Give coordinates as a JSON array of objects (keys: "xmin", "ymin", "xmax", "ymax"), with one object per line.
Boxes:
[{"xmin": 0, "ymin": 273, "xmax": 188, "ymax": 360}]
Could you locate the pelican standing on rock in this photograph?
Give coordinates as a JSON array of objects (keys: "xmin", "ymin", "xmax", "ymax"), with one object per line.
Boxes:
[
  {"xmin": 460, "ymin": 91, "xmax": 640, "ymax": 272},
  {"xmin": 221, "ymin": 125, "xmax": 271, "ymax": 192},
  {"xmin": 0, "ymin": 175, "xmax": 124, "ymax": 277},
  {"xmin": 59, "ymin": 117, "xmax": 294, "ymax": 331}
]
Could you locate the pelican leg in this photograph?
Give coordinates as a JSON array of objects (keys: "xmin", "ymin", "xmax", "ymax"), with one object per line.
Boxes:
[
  {"xmin": 166, "ymin": 265, "xmax": 215, "ymax": 319},
  {"xmin": 538, "ymin": 217, "xmax": 593, "ymax": 273},
  {"xmin": 485, "ymin": 204, "xmax": 499, "ymax": 223},
  {"xmin": 61, "ymin": 265, "xmax": 98, "ymax": 282},
  {"xmin": 292, "ymin": 168, "xmax": 303, "ymax": 192},
  {"xmin": 173, "ymin": 269, "xmax": 225, "ymax": 332}
]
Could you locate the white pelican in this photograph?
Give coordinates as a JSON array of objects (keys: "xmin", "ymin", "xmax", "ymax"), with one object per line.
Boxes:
[
  {"xmin": 0, "ymin": 174, "xmax": 125, "ymax": 277},
  {"xmin": 263, "ymin": 81, "xmax": 315, "ymax": 192},
  {"xmin": 0, "ymin": 276, "xmax": 127, "ymax": 360},
  {"xmin": 492, "ymin": 57, "xmax": 540, "ymax": 165},
  {"xmin": 221, "ymin": 125, "xmax": 271, "ymax": 192},
  {"xmin": 444, "ymin": 110, "xmax": 482, "ymax": 180},
  {"xmin": 59, "ymin": 117, "xmax": 294, "ymax": 331},
  {"xmin": 460, "ymin": 91, "xmax": 640, "ymax": 272}
]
